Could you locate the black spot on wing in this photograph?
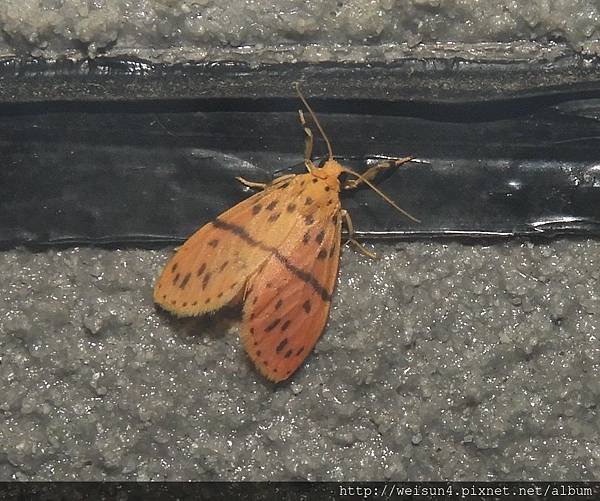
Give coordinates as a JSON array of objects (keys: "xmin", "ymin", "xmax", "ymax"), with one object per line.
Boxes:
[
  {"xmin": 276, "ymin": 338, "xmax": 289, "ymax": 353},
  {"xmin": 179, "ymin": 272, "xmax": 191, "ymax": 289},
  {"xmin": 202, "ymin": 272, "xmax": 211, "ymax": 290},
  {"xmin": 265, "ymin": 318, "xmax": 281, "ymax": 332}
]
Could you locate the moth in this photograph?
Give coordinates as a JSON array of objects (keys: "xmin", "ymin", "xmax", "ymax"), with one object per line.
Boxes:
[{"xmin": 154, "ymin": 87, "xmax": 419, "ymax": 382}]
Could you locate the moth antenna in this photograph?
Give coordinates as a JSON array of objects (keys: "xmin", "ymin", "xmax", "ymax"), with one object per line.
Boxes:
[
  {"xmin": 341, "ymin": 167, "xmax": 421, "ymax": 223},
  {"xmin": 295, "ymin": 83, "xmax": 334, "ymax": 160},
  {"xmin": 152, "ymin": 113, "xmax": 177, "ymax": 137}
]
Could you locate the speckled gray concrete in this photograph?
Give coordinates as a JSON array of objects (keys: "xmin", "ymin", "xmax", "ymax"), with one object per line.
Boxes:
[
  {"xmin": 1, "ymin": 239, "xmax": 599, "ymax": 480},
  {"xmin": 0, "ymin": 0, "xmax": 599, "ymax": 61}
]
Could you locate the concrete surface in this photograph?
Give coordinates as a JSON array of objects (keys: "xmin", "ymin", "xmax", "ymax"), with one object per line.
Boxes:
[
  {"xmin": 0, "ymin": 0, "xmax": 598, "ymax": 61},
  {"xmin": 1, "ymin": 238, "xmax": 599, "ymax": 480}
]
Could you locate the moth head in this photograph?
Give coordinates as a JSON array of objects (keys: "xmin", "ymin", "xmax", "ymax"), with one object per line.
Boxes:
[
  {"xmin": 319, "ymin": 158, "xmax": 344, "ymax": 178},
  {"xmin": 295, "ymin": 83, "xmax": 419, "ymax": 223}
]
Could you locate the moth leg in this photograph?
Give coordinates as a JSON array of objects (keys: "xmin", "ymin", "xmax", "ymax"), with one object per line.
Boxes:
[
  {"xmin": 340, "ymin": 209, "xmax": 378, "ymax": 259},
  {"xmin": 298, "ymin": 109, "xmax": 317, "ymax": 174},
  {"xmin": 237, "ymin": 173, "xmax": 296, "ymax": 191},
  {"xmin": 343, "ymin": 156, "xmax": 413, "ymax": 190},
  {"xmin": 236, "ymin": 176, "xmax": 268, "ymax": 190}
]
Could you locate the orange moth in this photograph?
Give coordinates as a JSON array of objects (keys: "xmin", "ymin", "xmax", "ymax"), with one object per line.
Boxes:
[{"xmin": 154, "ymin": 86, "xmax": 419, "ymax": 382}]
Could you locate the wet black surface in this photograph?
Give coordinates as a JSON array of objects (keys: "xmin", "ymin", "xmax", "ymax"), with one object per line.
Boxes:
[
  {"xmin": 1, "ymin": 57, "xmax": 600, "ymax": 103},
  {"xmin": 1, "ymin": 96, "xmax": 600, "ymax": 249}
]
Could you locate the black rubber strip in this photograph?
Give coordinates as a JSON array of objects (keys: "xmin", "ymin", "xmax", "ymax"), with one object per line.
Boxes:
[{"xmin": 1, "ymin": 96, "xmax": 599, "ymax": 249}]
